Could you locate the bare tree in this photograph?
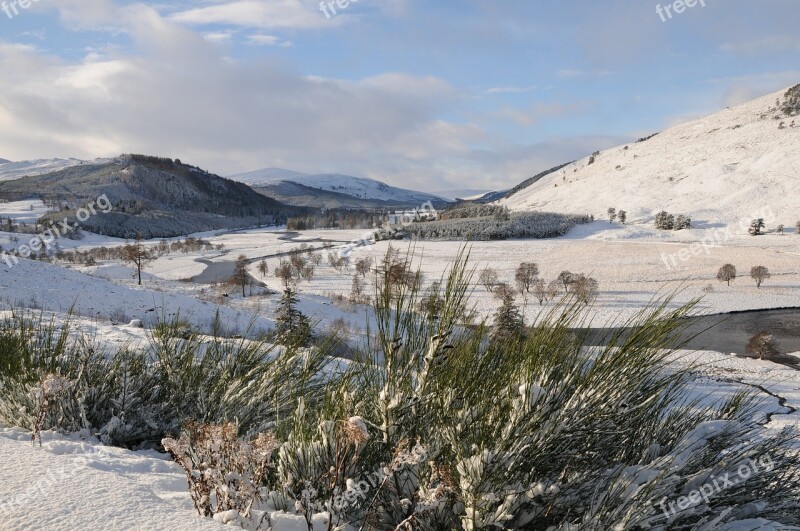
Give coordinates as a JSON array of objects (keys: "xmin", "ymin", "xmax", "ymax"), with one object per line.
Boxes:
[
  {"xmin": 355, "ymin": 256, "xmax": 373, "ymax": 278},
  {"xmin": 750, "ymin": 266, "xmax": 770, "ymax": 288},
  {"xmin": 607, "ymin": 208, "xmax": 617, "ymax": 224},
  {"xmin": 479, "ymin": 267, "xmax": 499, "ymax": 293},
  {"xmin": 275, "ymin": 260, "xmax": 294, "ymax": 289},
  {"xmin": 231, "ymin": 254, "xmax": 249, "ymax": 297},
  {"xmin": 531, "ymin": 278, "xmax": 548, "ymax": 305},
  {"xmin": 572, "ymin": 275, "xmax": 599, "ymax": 305},
  {"xmin": 558, "ymin": 271, "xmax": 574, "ymax": 291},
  {"xmin": 257, "ymin": 259, "xmax": 269, "ymax": 279},
  {"xmin": 492, "ymin": 282, "xmax": 517, "ymax": 301},
  {"xmin": 514, "ymin": 262, "xmax": 539, "ymax": 294},
  {"xmin": 716, "ymin": 264, "xmax": 737, "ymax": 287},
  {"xmin": 350, "ymin": 274, "xmax": 367, "ymax": 304},
  {"xmin": 327, "ymin": 251, "xmax": 348, "ymax": 272},
  {"xmin": 547, "ymin": 279, "xmax": 561, "ymax": 301},
  {"xmin": 121, "ymin": 234, "xmax": 154, "ymax": 286},
  {"xmin": 618, "ymin": 210, "xmax": 627, "ymax": 224}
]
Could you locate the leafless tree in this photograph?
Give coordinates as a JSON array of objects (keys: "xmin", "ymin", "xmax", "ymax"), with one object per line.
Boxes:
[
  {"xmin": 355, "ymin": 256, "xmax": 373, "ymax": 278},
  {"xmin": 717, "ymin": 264, "xmax": 737, "ymax": 287},
  {"xmin": 121, "ymin": 234, "xmax": 154, "ymax": 285},
  {"xmin": 531, "ymin": 278, "xmax": 548, "ymax": 305},
  {"xmin": 479, "ymin": 267, "xmax": 499, "ymax": 293},
  {"xmin": 275, "ymin": 260, "xmax": 294, "ymax": 289},
  {"xmin": 558, "ymin": 271, "xmax": 574, "ymax": 292},
  {"xmin": 514, "ymin": 262, "xmax": 539, "ymax": 294},
  {"xmin": 231, "ymin": 255, "xmax": 249, "ymax": 297},
  {"xmin": 750, "ymin": 266, "xmax": 770, "ymax": 288},
  {"xmin": 572, "ymin": 275, "xmax": 599, "ymax": 305}
]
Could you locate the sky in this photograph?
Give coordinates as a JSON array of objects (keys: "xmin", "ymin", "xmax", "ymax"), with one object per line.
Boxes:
[{"xmin": 0, "ymin": 0, "xmax": 798, "ymax": 193}]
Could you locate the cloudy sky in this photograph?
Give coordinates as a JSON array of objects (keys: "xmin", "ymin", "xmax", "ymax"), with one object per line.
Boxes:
[{"xmin": 0, "ymin": 0, "xmax": 797, "ymax": 192}]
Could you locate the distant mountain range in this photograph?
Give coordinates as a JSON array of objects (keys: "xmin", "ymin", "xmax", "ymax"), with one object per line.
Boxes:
[
  {"xmin": 501, "ymin": 85, "xmax": 800, "ymax": 229},
  {"xmin": 0, "ymin": 155, "xmax": 305, "ymax": 238},
  {"xmin": 230, "ymin": 168, "xmax": 451, "ymax": 209}
]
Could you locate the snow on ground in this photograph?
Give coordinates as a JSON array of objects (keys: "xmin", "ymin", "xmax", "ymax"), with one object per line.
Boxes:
[
  {"xmin": 3, "ymin": 219, "xmax": 797, "ymax": 335},
  {"xmin": 0, "ymin": 428, "xmax": 330, "ymax": 531},
  {"xmin": 0, "ymin": 199, "xmax": 53, "ymax": 224},
  {"xmin": 193, "ymin": 223, "xmax": 799, "ymax": 329},
  {"xmin": 0, "ymin": 258, "xmax": 275, "ymax": 335},
  {"xmin": 0, "ymin": 348, "xmax": 797, "ymax": 530},
  {"xmin": 0, "ymin": 158, "xmax": 89, "ymax": 182},
  {"xmin": 1, "ymin": 221, "xmax": 800, "ymax": 529}
]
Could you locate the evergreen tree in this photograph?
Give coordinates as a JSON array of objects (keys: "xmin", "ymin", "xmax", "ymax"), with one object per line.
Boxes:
[
  {"xmin": 493, "ymin": 286, "xmax": 524, "ymax": 340},
  {"xmin": 275, "ymin": 288, "xmax": 312, "ymax": 347},
  {"xmin": 749, "ymin": 218, "xmax": 765, "ymax": 236}
]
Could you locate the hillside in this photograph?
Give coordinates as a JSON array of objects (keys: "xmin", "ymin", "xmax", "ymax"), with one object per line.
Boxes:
[
  {"xmin": 250, "ymin": 180, "xmax": 444, "ymax": 209},
  {"xmin": 501, "ymin": 85, "xmax": 800, "ymax": 230},
  {"xmin": 231, "ymin": 168, "xmax": 450, "ymax": 208},
  {"xmin": 0, "ymin": 155, "xmax": 305, "ymax": 238},
  {"xmin": 0, "ymin": 158, "xmax": 88, "ymax": 182}
]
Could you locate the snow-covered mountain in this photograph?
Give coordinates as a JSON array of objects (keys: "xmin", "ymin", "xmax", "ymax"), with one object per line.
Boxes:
[
  {"xmin": 230, "ymin": 168, "xmax": 450, "ymax": 206},
  {"xmin": 0, "ymin": 158, "xmax": 88, "ymax": 182},
  {"xmin": 501, "ymin": 85, "xmax": 800, "ymax": 229},
  {"xmin": 433, "ymin": 188, "xmax": 491, "ymax": 201}
]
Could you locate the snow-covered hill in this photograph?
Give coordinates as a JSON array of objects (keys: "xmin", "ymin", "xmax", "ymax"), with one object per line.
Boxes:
[
  {"xmin": 501, "ymin": 86, "xmax": 800, "ymax": 229},
  {"xmin": 0, "ymin": 158, "xmax": 88, "ymax": 182},
  {"xmin": 231, "ymin": 168, "xmax": 449, "ymax": 205}
]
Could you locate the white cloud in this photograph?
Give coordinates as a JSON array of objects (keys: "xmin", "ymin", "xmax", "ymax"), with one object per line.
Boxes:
[
  {"xmin": 486, "ymin": 86, "xmax": 537, "ymax": 95},
  {"xmin": 169, "ymin": 0, "xmax": 335, "ymax": 30},
  {"xmin": 246, "ymin": 34, "xmax": 292, "ymax": 47},
  {"xmin": 204, "ymin": 31, "xmax": 234, "ymax": 43}
]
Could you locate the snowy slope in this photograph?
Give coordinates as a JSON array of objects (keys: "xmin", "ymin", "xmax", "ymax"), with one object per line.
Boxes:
[
  {"xmin": 0, "ymin": 428, "xmax": 331, "ymax": 530},
  {"xmin": 231, "ymin": 168, "xmax": 449, "ymax": 204},
  {"xmin": 501, "ymin": 86, "xmax": 800, "ymax": 229},
  {"xmin": 0, "ymin": 258, "xmax": 274, "ymax": 335},
  {"xmin": 0, "ymin": 158, "xmax": 88, "ymax": 182}
]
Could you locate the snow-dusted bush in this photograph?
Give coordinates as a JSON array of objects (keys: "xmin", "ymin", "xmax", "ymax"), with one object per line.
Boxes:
[
  {"xmin": 0, "ymin": 311, "xmax": 333, "ymax": 448},
  {"xmin": 269, "ymin": 248, "xmax": 800, "ymax": 529},
  {"xmin": 163, "ymin": 421, "xmax": 277, "ymax": 527}
]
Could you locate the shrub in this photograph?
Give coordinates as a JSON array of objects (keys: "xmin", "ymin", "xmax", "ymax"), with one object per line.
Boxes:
[
  {"xmin": 0, "ymin": 311, "xmax": 331, "ymax": 448},
  {"xmin": 163, "ymin": 421, "xmax": 277, "ymax": 524},
  {"xmin": 278, "ymin": 250, "xmax": 800, "ymax": 529},
  {"xmin": 746, "ymin": 332, "xmax": 781, "ymax": 360}
]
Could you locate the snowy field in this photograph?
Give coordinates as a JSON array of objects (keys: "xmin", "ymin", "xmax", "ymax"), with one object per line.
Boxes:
[
  {"xmin": 2, "ymin": 219, "xmax": 799, "ymax": 336},
  {"xmin": 1, "ymin": 218, "xmax": 800, "ymax": 530}
]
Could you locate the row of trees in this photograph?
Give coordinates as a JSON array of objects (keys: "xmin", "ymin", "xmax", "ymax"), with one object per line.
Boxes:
[
  {"xmin": 716, "ymin": 263, "xmax": 771, "ymax": 288},
  {"xmin": 607, "ymin": 207, "xmax": 627, "ymax": 224},
  {"xmin": 655, "ymin": 210, "xmax": 692, "ymax": 231}
]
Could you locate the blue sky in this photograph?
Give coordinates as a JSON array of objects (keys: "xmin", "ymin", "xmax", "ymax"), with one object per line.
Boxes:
[{"xmin": 0, "ymin": 0, "xmax": 797, "ymax": 191}]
